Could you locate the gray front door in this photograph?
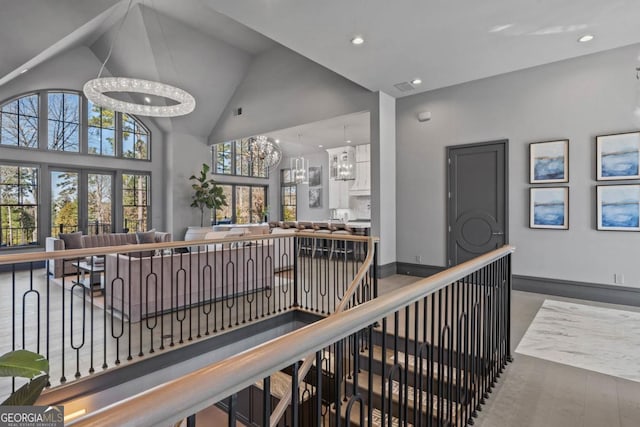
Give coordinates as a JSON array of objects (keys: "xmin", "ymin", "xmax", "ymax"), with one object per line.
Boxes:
[{"xmin": 447, "ymin": 140, "xmax": 508, "ymax": 266}]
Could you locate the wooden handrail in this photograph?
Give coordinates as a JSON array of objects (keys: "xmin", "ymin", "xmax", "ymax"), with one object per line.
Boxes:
[
  {"xmin": 0, "ymin": 232, "xmax": 379, "ymax": 266},
  {"xmin": 69, "ymin": 245, "xmax": 514, "ymax": 427},
  {"xmin": 269, "ymin": 235, "xmax": 376, "ymax": 426}
]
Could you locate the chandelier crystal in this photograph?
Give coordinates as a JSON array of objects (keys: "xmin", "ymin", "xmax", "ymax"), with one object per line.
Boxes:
[
  {"xmin": 250, "ymin": 135, "xmax": 282, "ymax": 169},
  {"xmin": 83, "ymin": 77, "xmax": 195, "ymax": 117}
]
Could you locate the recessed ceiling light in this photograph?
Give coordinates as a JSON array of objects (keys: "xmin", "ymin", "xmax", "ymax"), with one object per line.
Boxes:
[
  {"xmin": 578, "ymin": 34, "xmax": 594, "ymax": 43},
  {"xmin": 318, "ymin": 145, "xmax": 324, "ymax": 148},
  {"xmin": 411, "ymin": 78, "xmax": 422, "ymax": 85},
  {"xmin": 346, "ymin": 140, "xmax": 352, "ymax": 143},
  {"xmin": 20, "ymin": 68, "xmax": 29, "ymax": 74},
  {"xmin": 275, "ymin": 139, "xmax": 280, "ymax": 144},
  {"xmin": 351, "ymin": 36, "xmax": 364, "ymax": 45},
  {"xmin": 144, "ymin": 96, "xmax": 151, "ymax": 104}
]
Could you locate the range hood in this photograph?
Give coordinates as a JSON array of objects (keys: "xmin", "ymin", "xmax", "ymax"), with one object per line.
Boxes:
[{"xmin": 349, "ymin": 162, "xmax": 370, "ymax": 196}]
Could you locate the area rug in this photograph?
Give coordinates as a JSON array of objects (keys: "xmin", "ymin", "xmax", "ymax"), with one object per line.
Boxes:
[{"xmin": 516, "ymin": 299, "xmax": 640, "ymax": 382}]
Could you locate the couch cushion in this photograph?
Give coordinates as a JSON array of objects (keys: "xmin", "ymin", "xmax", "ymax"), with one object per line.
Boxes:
[
  {"xmin": 59, "ymin": 232, "xmax": 83, "ymax": 249},
  {"xmin": 136, "ymin": 229, "xmax": 156, "ymax": 244}
]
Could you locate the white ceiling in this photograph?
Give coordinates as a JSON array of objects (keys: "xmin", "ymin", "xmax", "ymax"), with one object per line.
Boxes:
[
  {"xmin": 2, "ymin": 0, "xmax": 640, "ymax": 145},
  {"xmin": 203, "ymin": 0, "xmax": 640, "ymax": 97},
  {"xmin": 263, "ymin": 111, "xmax": 370, "ymax": 157}
]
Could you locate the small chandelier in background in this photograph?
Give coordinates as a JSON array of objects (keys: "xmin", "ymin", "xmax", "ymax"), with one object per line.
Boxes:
[
  {"xmin": 337, "ymin": 150, "xmax": 355, "ymax": 180},
  {"xmin": 83, "ymin": 0, "xmax": 195, "ymax": 117},
  {"xmin": 250, "ymin": 135, "xmax": 282, "ymax": 169},
  {"xmin": 336, "ymin": 125, "xmax": 355, "ymax": 180},
  {"xmin": 291, "ymin": 156, "xmax": 309, "ymax": 184}
]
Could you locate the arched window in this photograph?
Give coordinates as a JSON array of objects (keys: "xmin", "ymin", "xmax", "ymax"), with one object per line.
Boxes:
[
  {"xmin": 48, "ymin": 91, "xmax": 80, "ymax": 152},
  {"xmin": 122, "ymin": 114, "xmax": 150, "ymax": 159},
  {"xmin": 0, "ymin": 94, "xmax": 39, "ymax": 148}
]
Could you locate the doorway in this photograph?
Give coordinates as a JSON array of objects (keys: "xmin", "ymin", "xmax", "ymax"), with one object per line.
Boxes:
[{"xmin": 447, "ymin": 140, "xmax": 508, "ymax": 266}]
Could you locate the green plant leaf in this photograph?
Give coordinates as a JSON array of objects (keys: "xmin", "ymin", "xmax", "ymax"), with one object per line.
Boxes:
[
  {"xmin": 0, "ymin": 350, "xmax": 49, "ymax": 379},
  {"xmin": 1, "ymin": 375, "xmax": 49, "ymax": 406}
]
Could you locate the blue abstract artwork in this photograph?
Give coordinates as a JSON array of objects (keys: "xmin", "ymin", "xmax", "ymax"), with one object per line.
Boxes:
[
  {"xmin": 598, "ymin": 185, "xmax": 640, "ymax": 231},
  {"xmin": 530, "ymin": 140, "xmax": 568, "ymax": 183},
  {"xmin": 530, "ymin": 187, "xmax": 568, "ymax": 229},
  {"xmin": 597, "ymin": 133, "xmax": 640, "ymax": 180}
]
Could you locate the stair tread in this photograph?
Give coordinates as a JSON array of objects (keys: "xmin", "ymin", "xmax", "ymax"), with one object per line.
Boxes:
[
  {"xmin": 366, "ymin": 345, "xmax": 465, "ymax": 381},
  {"xmin": 334, "ymin": 402, "xmax": 412, "ymax": 427},
  {"xmin": 346, "ymin": 371, "xmax": 462, "ymax": 423}
]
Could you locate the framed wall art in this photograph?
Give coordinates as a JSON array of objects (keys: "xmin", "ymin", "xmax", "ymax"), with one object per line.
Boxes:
[
  {"xmin": 309, "ymin": 187, "xmax": 322, "ymax": 208},
  {"xmin": 529, "ymin": 140, "xmax": 569, "ymax": 183},
  {"xmin": 308, "ymin": 166, "xmax": 322, "ymax": 187},
  {"xmin": 596, "ymin": 131, "xmax": 640, "ymax": 180},
  {"xmin": 596, "ymin": 184, "xmax": 640, "ymax": 231},
  {"xmin": 529, "ymin": 187, "xmax": 569, "ymax": 229}
]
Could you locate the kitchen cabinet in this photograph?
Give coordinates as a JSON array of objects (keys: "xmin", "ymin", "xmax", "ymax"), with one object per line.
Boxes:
[
  {"xmin": 350, "ymin": 144, "xmax": 371, "ymax": 196},
  {"xmin": 329, "ymin": 179, "xmax": 350, "ymax": 209},
  {"xmin": 355, "ymin": 144, "xmax": 370, "ymax": 162}
]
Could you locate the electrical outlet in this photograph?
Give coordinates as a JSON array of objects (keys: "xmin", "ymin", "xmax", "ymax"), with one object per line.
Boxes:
[
  {"xmin": 615, "ymin": 273, "xmax": 625, "ymax": 284},
  {"xmin": 416, "ymin": 255, "xmax": 422, "ymax": 263}
]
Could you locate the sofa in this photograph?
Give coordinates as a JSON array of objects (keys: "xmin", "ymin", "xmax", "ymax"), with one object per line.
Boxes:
[
  {"xmin": 104, "ymin": 244, "xmax": 273, "ymax": 322},
  {"xmin": 45, "ymin": 231, "xmax": 172, "ymax": 278}
]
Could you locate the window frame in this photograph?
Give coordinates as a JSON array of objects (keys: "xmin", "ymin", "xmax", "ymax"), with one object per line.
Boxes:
[
  {"xmin": 212, "ymin": 183, "xmax": 268, "ymax": 225},
  {"xmin": 212, "ymin": 140, "xmax": 270, "ymax": 179},
  {"xmin": 0, "ymin": 162, "xmax": 40, "ymax": 249},
  {"xmin": 0, "ymin": 92, "xmax": 40, "ymax": 149},
  {"xmin": 280, "ymin": 169, "xmax": 297, "ymax": 221}
]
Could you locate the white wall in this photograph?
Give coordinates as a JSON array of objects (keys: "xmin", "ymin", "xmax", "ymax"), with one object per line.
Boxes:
[
  {"xmin": 209, "ymin": 46, "xmax": 376, "ymax": 144},
  {"xmin": 396, "ymin": 43, "xmax": 640, "ymax": 287}
]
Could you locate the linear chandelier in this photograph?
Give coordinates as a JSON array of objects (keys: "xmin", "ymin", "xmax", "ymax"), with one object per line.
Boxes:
[{"xmin": 83, "ymin": 0, "xmax": 195, "ymax": 118}]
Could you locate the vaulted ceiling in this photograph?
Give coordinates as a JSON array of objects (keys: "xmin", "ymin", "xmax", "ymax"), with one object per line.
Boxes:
[{"xmin": 2, "ymin": 0, "xmax": 640, "ymax": 140}]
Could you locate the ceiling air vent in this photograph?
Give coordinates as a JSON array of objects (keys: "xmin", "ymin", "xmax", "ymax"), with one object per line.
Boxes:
[{"xmin": 393, "ymin": 81, "xmax": 415, "ymax": 92}]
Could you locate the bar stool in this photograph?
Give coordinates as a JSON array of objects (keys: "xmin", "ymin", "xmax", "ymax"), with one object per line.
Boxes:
[
  {"xmin": 296, "ymin": 221, "xmax": 315, "ymax": 256},
  {"xmin": 329, "ymin": 223, "xmax": 354, "ymax": 259},
  {"xmin": 313, "ymin": 222, "xmax": 332, "ymax": 257}
]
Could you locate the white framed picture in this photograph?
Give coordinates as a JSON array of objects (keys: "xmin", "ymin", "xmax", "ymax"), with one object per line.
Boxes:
[
  {"xmin": 529, "ymin": 187, "xmax": 569, "ymax": 229},
  {"xmin": 597, "ymin": 184, "xmax": 640, "ymax": 231},
  {"xmin": 596, "ymin": 131, "xmax": 640, "ymax": 180},
  {"xmin": 529, "ymin": 140, "xmax": 569, "ymax": 183}
]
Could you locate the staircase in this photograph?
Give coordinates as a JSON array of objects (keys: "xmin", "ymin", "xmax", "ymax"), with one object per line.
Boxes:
[{"xmin": 226, "ymin": 323, "xmax": 497, "ymax": 427}]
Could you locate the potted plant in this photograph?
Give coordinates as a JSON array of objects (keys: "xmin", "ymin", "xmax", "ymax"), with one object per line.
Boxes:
[
  {"xmin": 185, "ymin": 164, "xmax": 227, "ymax": 241},
  {"xmin": 1, "ymin": 349, "xmax": 49, "ymax": 405}
]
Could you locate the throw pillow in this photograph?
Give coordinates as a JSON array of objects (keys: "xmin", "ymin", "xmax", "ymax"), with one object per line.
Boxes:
[
  {"xmin": 135, "ymin": 229, "xmax": 156, "ymax": 244},
  {"xmin": 59, "ymin": 231, "xmax": 83, "ymax": 249}
]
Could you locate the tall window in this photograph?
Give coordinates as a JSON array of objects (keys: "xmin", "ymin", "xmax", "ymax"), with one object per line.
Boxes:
[
  {"xmin": 212, "ymin": 140, "xmax": 269, "ymax": 178},
  {"xmin": 48, "ymin": 92, "xmax": 80, "ymax": 152},
  {"xmin": 0, "ymin": 94, "xmax": 38, "ymax": 148},
  {"xmin": 213, "ymin": 184, "xmax": 267, "ymax": 224},
  {"xmin": 122, "ymin": 114, "xmax": 149, "ymax": 160},
  {"xmin": 87, "ymin": 173, "xmax": 112, "ymax": 234},
  {"xmin": 281, "ymin": 169, "xmax": 297, "ymax": 221},
  {"xmin": 87, "ymin": 100, "xmax": 115, "ymax": 156},
  {"xmin": 214, "ymin": 142, "xmax": 232, "ymax": 174},
  {"xmin": 214, "ymin": 184, "xmax": 233, "ymax": 223},
  {"xmin": 0, "ymin": 165, "xmax": 38, "ymax": 247},
  {"xmin": 123, "ymin": 174, "xmax": 150, "ymax": 232},
  {"xmin": 50, "ymin": 170, "xmax": 79, "ymax": 235}
]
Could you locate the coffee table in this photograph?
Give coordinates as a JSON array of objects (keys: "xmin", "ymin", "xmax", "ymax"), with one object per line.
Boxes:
[{"xmin": 72, "ymin": 261, "xmax": 105, "ymax": 295}]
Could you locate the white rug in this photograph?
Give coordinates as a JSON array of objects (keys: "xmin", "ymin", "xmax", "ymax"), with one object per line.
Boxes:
[{"xmin": 516, "ymin": 299, "xmax": 640, "ymax": 382}]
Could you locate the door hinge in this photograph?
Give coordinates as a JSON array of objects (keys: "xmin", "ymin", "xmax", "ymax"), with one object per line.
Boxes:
[
  {"xmin": 448, "ymin": 192, "xmax": 451, "ymax": 199},
  {"xmin": 447, "ymin": 157, "xmax": 451, "ymax": 165},
  {"xmin": 448, "ymin": 225, "xmax": 451, "ymax": 232}
]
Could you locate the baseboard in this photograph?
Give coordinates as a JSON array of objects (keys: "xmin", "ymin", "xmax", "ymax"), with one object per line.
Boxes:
[
  {"xmin": 395, "ymin": 262, "xmax": 445, "ymax": 278},
  {"xmin": 377, "ymin": 262, "xmax": 397, "ymax": 278},
  {"xmin": 513, "ymin": 275, "xmax": 640, "ymax": 307}
]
